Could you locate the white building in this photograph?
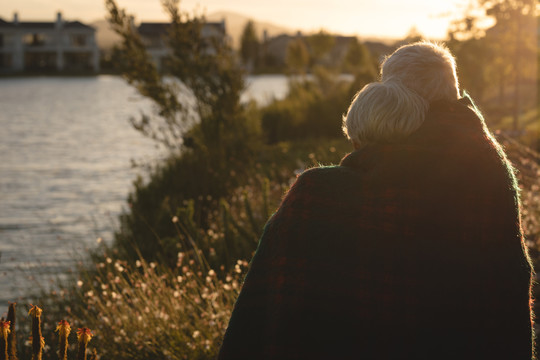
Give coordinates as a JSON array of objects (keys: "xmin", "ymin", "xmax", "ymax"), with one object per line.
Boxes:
[
  {"xmin": 0, "ymin": 12, "xmax": 99, "ymax": 73},
  {"xmin": 138, "ymin": 20, "xmax": 227, "ymax": 71}
]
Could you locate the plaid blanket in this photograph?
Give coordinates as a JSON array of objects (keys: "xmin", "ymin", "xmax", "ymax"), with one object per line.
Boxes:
[{"xmin": 218, "ymin": 96, "xmax": 535, "ymax": 359}]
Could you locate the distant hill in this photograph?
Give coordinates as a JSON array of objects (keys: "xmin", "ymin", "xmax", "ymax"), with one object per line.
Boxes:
[
  {"xmin": 206, "ymin": 11, "xmax": 295, "ymax": 49},
  {"xmin": 90, "ymin": 12, "xmax": 395, "ymax": 53},
  {"xmin": 90, "ymin": 12, "xmax": 294, "ymax": 52}
]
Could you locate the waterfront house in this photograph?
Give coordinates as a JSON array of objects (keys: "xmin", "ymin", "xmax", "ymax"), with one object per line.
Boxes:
[
  {"xmin": 137, "ymin": 20, "xmax": 227, "ymax": 71},
  {"xmin": 0, "ymin": 12, "xmax": 99, "ymax": 73}
]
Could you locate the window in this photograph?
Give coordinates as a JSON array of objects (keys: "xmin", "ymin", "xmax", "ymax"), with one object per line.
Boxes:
[
  {"xmin": 23, "ymin": 33, "xmax": 46, "ymax": 46},
  {"xmin": 71, "ymin": 34, "xmax": 87, "ymax": 47}
]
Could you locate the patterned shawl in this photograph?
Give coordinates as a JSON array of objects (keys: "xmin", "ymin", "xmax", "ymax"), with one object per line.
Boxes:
[{"xmin": 218, "ymin": 96, "xmax": 534, "ymax": 360}]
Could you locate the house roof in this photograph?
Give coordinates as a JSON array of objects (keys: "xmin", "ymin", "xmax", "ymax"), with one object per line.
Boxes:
[
  {"xmin": 0, "ymin": 18, "xmax": 94, "ymax": 31},
  {"xmin": 138, "ymin": 21, "xmax": 225, "ymax": 37},
  {"xmin": 138, "ymin": 22, "xmax": 170, "ymax": 36},
  {"xmin": 0, "ymin": 18, "xmax": 15, "ymax": 28},
  {"xmin": 64, "ymin": 21, "xmax": 95, "ymax": 30}
]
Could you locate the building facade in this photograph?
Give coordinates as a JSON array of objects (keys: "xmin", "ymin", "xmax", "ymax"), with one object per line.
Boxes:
[
  {"xmin": 0, "ymin": 12, "xmax": 99, "ymax": 73},
  {"xmin": 138, "ymin": 20, "xmax": 227, "ymax": 71}
]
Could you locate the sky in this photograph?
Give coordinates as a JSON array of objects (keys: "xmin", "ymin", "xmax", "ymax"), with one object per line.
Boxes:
[{"xmin": 0, "ymin": 0, "xmax": 475, "ymax": 40}]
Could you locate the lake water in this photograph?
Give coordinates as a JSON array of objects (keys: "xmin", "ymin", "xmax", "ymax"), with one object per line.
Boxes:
[{"xmin": 0, "ymin": 74, "xmax": 289, "ymax": 305}]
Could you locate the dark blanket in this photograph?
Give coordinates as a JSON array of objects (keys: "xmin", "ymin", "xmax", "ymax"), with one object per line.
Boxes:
[{"xmin": 218, "ymin": 96, "xmax": 535, "ymax": 359}]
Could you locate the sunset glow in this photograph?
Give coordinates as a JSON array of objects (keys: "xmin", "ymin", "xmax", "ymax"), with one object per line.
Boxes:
[{"xmin": 0, "ymin": 0, "xmax": 472, "ymax": 40}]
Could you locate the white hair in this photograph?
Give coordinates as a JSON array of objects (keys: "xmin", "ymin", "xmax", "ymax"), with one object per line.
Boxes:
[
  {"xmin": 380, "ymin": 41, "xmax": 460, "ymax": 102},
  {"xmin": 343, "ymin": 41, "xmax": 459, "ymax": 146},
  {"xmin": 342, "ymin": 80, "xmax": 429, "ymax": 147}
]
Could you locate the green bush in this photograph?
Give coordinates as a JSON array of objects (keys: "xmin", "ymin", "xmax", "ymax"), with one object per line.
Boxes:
[{"xmin": 261, "ymin": 68, "xmax": 375, "ymax": 143}]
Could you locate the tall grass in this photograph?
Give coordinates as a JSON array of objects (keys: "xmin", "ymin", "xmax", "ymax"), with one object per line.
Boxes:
[
  {"xmin": 65, "ymin": 253, "xmax": 248, "ymax": 360},
  {"xmin": 11, "ymin": 134, "xmax": 538, "ymax": 359}
]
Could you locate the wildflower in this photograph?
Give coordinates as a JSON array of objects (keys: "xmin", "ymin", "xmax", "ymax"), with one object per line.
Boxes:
[
  {"xmin": 106, "ymin": 257, "xmax": 112, "ymax": 264},
  {"xmin": 55, "ymin": 320, "xmax": 71, "ymax": 360},
  {"xmin": 7, "ymin": 303, "xmax": 17, "ymax": 360},
  {"xmin": 77, "ymin": 328, "xmax": 92, "ymax": 344},
  {"xmin": 77, "ymin": 280, "xmax": 83, "ymax": 287},
  {"xmin": 150, "ymin": 262, "xmax": 156, "ymax": 269},
  {"xmin": 192, "ymin": 330, "xmax": 200, "ymax": 339},
  {"xmin": 114, "ymin": 263, "xmax": 124, "ymax": 272},
  {"xmin": 208, "ymin": 269, "xmax": 216, "ymax": 277},
  {"xmin": 96, "ymin": 237, "xmax": 103, "ymax": 244},
  {"xmin": 0, "ymin": 320, "xmax": 10, "ymax": 360},
  {"xmin": 76, "ymin": 328, "xmax": 93, "ymax": 360},
  {"xmin": 28, "ymin": 305, "xmax": 44, "ymax": 360},
  {"xmin": 135, "ymin": 260, "xmax": 142, "ymax": 268},
  {"xmin": 172, "ymin": 216, "xmax": 179, "ymax": 223}
]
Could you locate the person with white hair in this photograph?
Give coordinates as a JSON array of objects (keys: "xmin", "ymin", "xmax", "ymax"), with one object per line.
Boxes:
[{"xmin": 218, "ymin": 41, "xmax": 535, "ymax": 359}]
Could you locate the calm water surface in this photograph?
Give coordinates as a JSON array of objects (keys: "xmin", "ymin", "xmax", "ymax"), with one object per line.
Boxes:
[{"xmin": 0, "ymin": 74, "xmax": 288, "ymax": 304}]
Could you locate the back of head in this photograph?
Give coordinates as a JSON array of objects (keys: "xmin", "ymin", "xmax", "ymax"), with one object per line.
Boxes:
[
  {"xmin": 342, "ymin": 81, "xmax": 428, "ymax": 147},
  {"xmin": 381, "ymin": 41, "xmax": 460, "ymax": 102}
]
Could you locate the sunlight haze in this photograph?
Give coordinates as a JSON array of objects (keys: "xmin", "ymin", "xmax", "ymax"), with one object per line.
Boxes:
[{"xmin": 0, "ymin": 0, "xmax": 471, "ymax": 40}]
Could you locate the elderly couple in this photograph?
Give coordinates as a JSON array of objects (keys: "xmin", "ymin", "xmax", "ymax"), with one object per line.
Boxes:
[{"xmin": 218, "ymin": 42, "xmax": 535, "ymax": 359}]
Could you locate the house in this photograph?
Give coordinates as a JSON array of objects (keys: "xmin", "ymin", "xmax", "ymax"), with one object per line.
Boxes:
[
  {"xmin": 0, "ymin": 12, "xmax": 99, "ymax": 73},
  {"xmin": 137, "ymin": 20, "xmax": 227, "ymax": 71},
  {"xmin": 262, "ymin": 32, "xmax": 364, "ymax": 70}
]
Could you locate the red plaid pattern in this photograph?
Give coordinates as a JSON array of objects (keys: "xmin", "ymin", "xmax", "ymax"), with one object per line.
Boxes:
[{"xmin": 218, "ymin": 97, "xmax": 535, "ymax": 360}]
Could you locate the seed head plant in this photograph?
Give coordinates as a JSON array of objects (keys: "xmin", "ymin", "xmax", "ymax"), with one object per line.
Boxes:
[
  {"xmin": 7, "ymin": 303, "xmax": 17, "ymax": 360},
  {"xmin": 0, "ymin": 320, "xmax": 10, "ymax": 360},
  {"xmin": 55, "ymin": 320, "xmax": 71, "ymax": 360},
  {"xmin": 28, "ymin": 305, "xmax": 44, "ymax": 360},
  {"xmin": 76, "ymin": 328, "xmax": 92, "ymax": 360}
]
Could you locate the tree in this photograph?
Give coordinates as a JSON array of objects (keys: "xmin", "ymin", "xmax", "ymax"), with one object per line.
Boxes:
[
  {"xmin": 448, "ymin": 0, "xmax": 537, "ymax": 130},
  {"xmin": 240, "ymin": 20, "xmax": 260, "ymax": 72},
  {"xmin": 342, "ymin": 37, "xmax": 376, "ymax": 77},
  {"xmin": 480, "ymin": 0, "xmax": 537, "ymax": 130},
  {"xmin": 105, "ymin": 0, "xmax": 253, "ymax": 153},
  {"xmin": 105, "ymin": 0, "xmax": 262, "ymax": 264},
  {"xmin": 286, "ymin": 38, "xmax": 309, "ymax": 75},
  {"xmin": 307, "ymin": 29, "xmax": 335, "ymax": 66}
]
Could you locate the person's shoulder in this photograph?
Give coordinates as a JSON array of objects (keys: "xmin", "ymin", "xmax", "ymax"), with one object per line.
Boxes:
[
  {"xmin": 281, "ymin": 164, "xmax": 360, "ymax": 203},
  {"xmin": 296, "ymin": 164, "xmax": 357, "ymax": 185},
  {"xmin": 427, "ymin": 93, "xmax": 484, "ymax": 125}
]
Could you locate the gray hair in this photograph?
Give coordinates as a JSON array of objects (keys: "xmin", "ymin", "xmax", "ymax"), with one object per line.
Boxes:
[
  {"xmin": 342, "ymin": 81, "xmax": 428, "ymax": 146},
  {"xmin": 343, "ymin": 41, "xmax": 459, "ymax": 146},
  {"xmin": 381, "ymin": 41, "xmax": 460, "ymax": 102}
]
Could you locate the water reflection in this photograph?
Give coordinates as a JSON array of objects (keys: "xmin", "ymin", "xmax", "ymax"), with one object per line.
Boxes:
[{"xmin": 0, "ymin": 74, "xmax": 288, "ymax": 303}]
